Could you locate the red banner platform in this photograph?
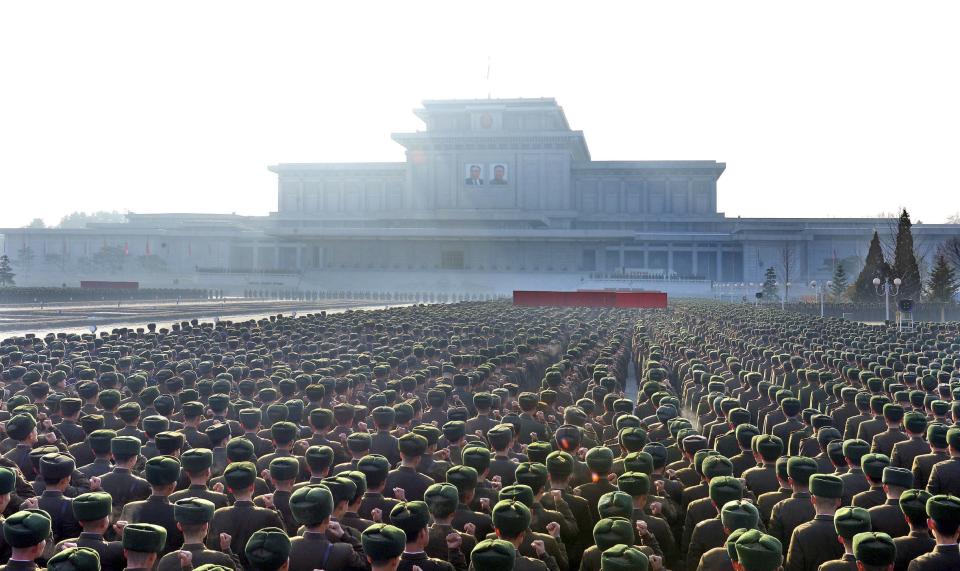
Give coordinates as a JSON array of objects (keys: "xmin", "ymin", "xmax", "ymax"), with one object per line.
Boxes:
[
  {"xmin": 512, "ymin": 290, "xmax": 667, "ymax": 308},
  {"xmin": 79, "ymin": 281, "xmax": 139, "ymax": 290}
]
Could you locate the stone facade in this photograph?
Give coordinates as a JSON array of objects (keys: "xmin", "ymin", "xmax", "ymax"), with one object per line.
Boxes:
[{"xmin": 2, "ymin": 98, "xmax": 957, "ymax": 296}]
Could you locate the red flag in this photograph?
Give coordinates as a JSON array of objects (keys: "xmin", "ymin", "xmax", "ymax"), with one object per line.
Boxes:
[
  {"xmin": 146, "ymin": 239, "xmax": 151, "ymax": 256},
  {"xmin": 187, "ymin": 242, "xmax": 192, "ymax": 257},
  {"xmin": 124, "ymin": 241, "xmax": 129, "ymax": 256}
]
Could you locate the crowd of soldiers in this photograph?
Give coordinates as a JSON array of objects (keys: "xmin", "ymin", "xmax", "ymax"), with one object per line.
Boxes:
[{"xmin": 0, "ymin": 300, "xmax": 958, "ymax": 571}]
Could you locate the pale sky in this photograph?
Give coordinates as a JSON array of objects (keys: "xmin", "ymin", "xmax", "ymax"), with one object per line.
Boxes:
[{"xmin": 1, "ymin": 1, "xmax": 958, "ymax": 229}]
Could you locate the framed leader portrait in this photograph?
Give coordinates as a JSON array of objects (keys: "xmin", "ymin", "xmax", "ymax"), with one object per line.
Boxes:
[
  {"xmin": 488, "ymin": 163, "xmax": 508, "ymax": 185},
  {"xmin": 464, "ymin": 164, "xmax": 484, "ymax": 185}
]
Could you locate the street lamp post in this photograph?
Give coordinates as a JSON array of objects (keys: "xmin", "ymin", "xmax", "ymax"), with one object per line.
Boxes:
[
  {"xmin": 810, "ymin": 280, "xmax": 834, "ymax": 318},
  {"xmin": 781, "ymin": 282, "xmax": 791, "ymax": 311},
  {"xmin": 872, "ymin": 277, "xmax": 902, "ymax": 322}
]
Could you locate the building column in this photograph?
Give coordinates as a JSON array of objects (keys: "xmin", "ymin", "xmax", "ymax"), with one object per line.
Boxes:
[
  {"xmin": 692, "ymin": 245, "xmax": 699, "ymax": 276},
  {"xmin": 716, "ymin": 248, "xmax": 723, "ymax": 281},
  {"xmin": 667, "ymin": 245, "xmax": 674, "ymax": 275},
  {"xmin": 618, "ymin": 247, "xmax": 625, "ymax": 271},
  {"xmin": 251, "ymin": 244, "xmax": 259, "ymax": 272}
]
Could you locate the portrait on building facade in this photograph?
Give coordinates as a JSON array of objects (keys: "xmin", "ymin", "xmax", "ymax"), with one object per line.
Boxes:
[
  {"xmin": 488, "ymin": 163, "xmax": 508, "ymax": 185},
  {"xmin": 465, "ymin": 164, "xmax": 484, "ymax": 185}
]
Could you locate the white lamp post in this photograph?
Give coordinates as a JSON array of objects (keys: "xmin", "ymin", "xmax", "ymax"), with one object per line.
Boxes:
[
  {"xmin": 872, "ymin": 277, "xmax": 902, "ymax": 322},
  {"xmin": 810, "ymin": 280, "xmax": 834, "ymax": 318}
]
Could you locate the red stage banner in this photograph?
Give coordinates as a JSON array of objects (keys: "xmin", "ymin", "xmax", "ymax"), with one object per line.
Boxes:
[{"xmin": 512, "ymin": 290, "xmax": 667, "ymax": 308}]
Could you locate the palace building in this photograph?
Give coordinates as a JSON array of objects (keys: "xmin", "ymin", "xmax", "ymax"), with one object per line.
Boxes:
[{"xmin": 2, "ymin": 98, "xmax": 957, "ymax": 298}]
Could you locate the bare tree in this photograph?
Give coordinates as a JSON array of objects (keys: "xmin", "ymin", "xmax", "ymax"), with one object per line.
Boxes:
[
  {"xmin": 947, "ymin": 213, "xmax": 960, "ymax": 224},
  {"xmin": 779, "ymin": 242, "xmax": 797, "ymax": 302},
  {"xmin": 945, "ymin": 237, "xmax": 960, "ymax": 272}
]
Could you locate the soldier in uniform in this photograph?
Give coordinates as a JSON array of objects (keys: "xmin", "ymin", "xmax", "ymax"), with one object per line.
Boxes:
[
  {"xmin": 893, "ymin": 490, "xmax": 935, "ymax": 571},
  {"xmin": 490, "ymin": 500, "xmax": 554, "ymax": 571},
  {"xmin": 3, "ymin": 414, "xmax": 39, "ymax": 482},
  {"xmin": 891, "ymin": 412, "xmax": 930, "ymax": 470},
  {"xmin": 55, "ymin": 492, "xmax": 125, "ymax": 571},
  {"xmin": 370, "ymin": 407, "xmax": 401, "ymax": 467},
  {"xmin": 768, "ymin": 457, "xmax": 816, "ymax": 550},
  {"xmin": 871, "ymin": 404, "xmax": 908, "ymax": 457},
  {"xmin": 99, "ymin": 436, "xmax": 151, "ymax": 518},
  {"xmin": 447, "ymin": 466, "xmax": 493, "ymax": 541},
  {"xmin": 156, "ymin": 498, "xmax": 239, "ymax": 571},
  {"xmin": 119, "ymin": 523, "xmax": 167, "ymax": 571},
  {"xmin": 926, "ymin": 428, "xmax": 960, "ymax": 496},
  {"xmin": 384, "ymin": 434, "xmax": 435, "ymax": 502},
  {"xmin": 471, "ymin": 539, "xmax": 518, "ymax": 571},
  {"xmin": 169, "ymin": 449, "xmax": 229, "ymax": 509},
  {"xmin": 244, "ymin": 527, "xmax": 291, "ymax": 571},
  {"xmin": 77, "ymin": 430, "xmax": 116, "ymax": 479},
  {"xmin": 733, "ymin": 530, "xmax": 783, "ymax": 571},
  {"xmin": 573, "ymin": 448, "xmax": 617, "ymax": 523},
  {"xmin": 358, "ymin": 455, "xmax": 400, "ymax": 524},
  {"xmin": 907, "ymin": 494, "xmax": 960, "ymax": 570},
  {"xmin": 838, "ymin": 440, "xmax": 870, "ymax": 506},
  {"xmin": 54, "ymin": 399, "xmax": 86, "ymax": 445},
  {"xmin": 784, "ymin": 474, "xmax": 844, "ymax": 571},
  {"xmin": 46, "ymin": 547, "xmax": 100, "ymax": 571},
  {"xmin": 0, "ymin": 510, "xmax": 52, "ymax": 571},
  {"xmin": 362, "ymin": 523, "xmax": 407, "ymax": 571},
  {"xmin": 288, "ymin": 484, "xmax": 369, "ymax": 571},
  {"xmin": 545, "ymin": 451, "xmax": 594, "ymax": 571},
  {"xmin": 36, "ymin": 452, "xmax": 82, "ymax": 542},
  {"xmin": 117, "ymin": 455, "xmax": 183, "ymax": 555},
  {"xmin": 392, "ymin": 500, "xmax": 463, "ymax": 571},
  {"xmin": 817, "ymin": 506, "xmax": 871, "ymax": 571},
  {"xmin": 424, "ymin": 483, "xmax": 475, "ymax": 562},
  {"xmin": 912, "ymin": 425, "xmax": 949, "ymax": 491},
  {"xmin": 868, "ymin": 467, "xmax": 913, "ymax": 537},
  {"xmin": 601, "ymin": 544, "xmax": 648, "ymax": 571},
  {"xmin": 852, "ymin": 454, "xmax": 890, "ymax": 509},
  {"xmin": 743, "ymin": 435, "xmax": 782, "ymax": 498},
  {"xmin": 256, "ymin": 457, "xmax": 300, "ymax": 536},
  {"xmin": 206, "ymin": 462, "xmax": 284, "ymax": 568},
  {"xmin": 851, "ymin": 532, "xmax": 897, "ymax": 571}
]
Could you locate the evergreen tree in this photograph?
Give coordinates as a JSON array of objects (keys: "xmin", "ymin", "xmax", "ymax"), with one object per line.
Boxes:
[
  {"xmin": 927, "ymin": 250, "xmax": 958, "ymax": 303},
  {"xmin": 0, "ymin": 255, "xmax": 14, "ymax": 287},
  {"xmin": 891, "ymin": 208, "xmax": 922, "ymax": 299},
  {"xmin": 761, "ymin": 267, "xmax": 779, "ymax": 301},
  {"xmin": 830, "ymin": 263, "xmax": 849, "ymax": 301},
  {"xmin": 852, "ymin": 231, "xmax": 889, "ymax": 301}
]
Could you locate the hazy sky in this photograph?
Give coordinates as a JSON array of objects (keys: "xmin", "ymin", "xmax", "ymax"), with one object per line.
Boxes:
[{"xmin": 2, "ymin": 1, "xmax": 958, "ymax": 229}]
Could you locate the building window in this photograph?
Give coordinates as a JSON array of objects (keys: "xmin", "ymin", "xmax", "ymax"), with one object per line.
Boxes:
[
  {"xmin": 441, "ymin": 251, "xmax": 464, "ymax": 270},
  {"xmin": 581, "ymin": 250, "xmax": 597, "ymax": 271}
]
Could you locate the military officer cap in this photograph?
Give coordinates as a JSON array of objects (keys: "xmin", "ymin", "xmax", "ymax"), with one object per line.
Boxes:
[
  {"xmin": 156, "ymin": 431, "xmax": 185, "ymax": 454},
  {"xmin": 142, "ymin": 415, "xmax": 169, "ymax": 435},
  {"xmin": 725, "ymin": 528, "xmax": 749, "ymax": 562},
  {"xmin": 947, "ymin": 427, "xmax": 960, "ymax": 449},
  {"xmin": 205, "ymin": 423, "xmax": 231, "ymax": 444},
  {"xmin": 239, "ymin": 408, "xmax": 262, "ymax": 426},
  {"xmin": 289, "ymin": 484, "xmax": 334, "ymax": 525},
  {"xmin": 346, "ymin": 431, "xmax": 372, "ymax": 452},
  {"xmin": 424, "ymin": 483, "xmax": 460, "ymax": 517},
  {"xmin": 499, "ymin": 484, "xmax": 535, "ymax": 507},
  {"xmin": 526, "ymin": 441, "xmax": 554, "ymax": 464},
  {"xmin": 515, "ymin": 462, "xmax": 548, "ymax": 492},
  {"xmin": 882, "ymin": 403, "xmax": 904, "ymax": 422},
  {"xmin": 546, "ymin": 450, "xmax": 574, "ymax": 478},
  {"xmin": 174, "ymin": 497, "xmax": 216, "ymax": 524},
  {"xmin": 270, "ymin": 421, "xmax": 297, "ymax": 443},
  {"xmin": 226, "ymin": 437, "xmax": 255, "ymax": 461},
  {"xmin": 927, "ymin": 494, "xmax": 960, "ymax": 530},
  {"xmin": 361, "ymin": 523, "xmax": 407, "ymax": 563},
  {"xmin": 703, "ymin": 455, "xmax": 735, "ymax": 479},
  {"xmin": 472, "ymin": 539, "xmax": 517, "ymax": 571},
  {"xmin": 86, "ymin": 429, "xmax": 115, "ymax": 455},
  {"xmin": 244, "ymin": 527, "xmax": 290, "ymax": 571},
  {"xmin": 600, "ymin": 544, "xmax": 649, "ymax": 571},
  {"xmin": 809, "ymin": 474, "xmax": 843, "ymax": 499},
  {"xmin": 371, "ymin": 405, "xmax": 396, "ymax": 426},
  {"xmin": 390, "ymin": 501, "xmax": 430, "ymax": 537},
  {"xmin": 269, "ymin": 457, "xmax": 300, "ymax": 482},
  {"xmin": 181, "ymin": 448, "xmax": 213, "ymax": 473},
  {"xmin": 412, "ymin": 425, "xmax": 441, "ymax": 446},
  {"xmin": 833, "ymin": 507, "xmax": 871, "ymax": 540},
  {"xmin": 904, "ymin": 411, "xmax": 927, "ymax": 433},
  {"xmin": 145, "ymin": 455, "xmax": 181, "ymax": 486},
  {"xmin": 734, "ymin": 530, "xmax": 783, "ymax": 571},
  {"xmin": 709, "ymin": 476, "xmax": 744, "ymax": 505},
  {"xmin": 111, "ymin": 435, "xmax": 141, "ymax": 458},
  {"xmin": 446, "ymin": 465, "xmax": 479, "ymax": 491},
  {"xmin": 442, "ymin": 420, "xmax": 466, "ymax": 442},
  {"xmin": 881, "ymin": 466, "xmax": 913, "ymax": 489},
  {"xmin": 931, "ymin": 400, "xmax": 950, "ymax": 416},
  {"xmin": 59, "ymin": 398, "xmax": 82, "ymax": 417},
  {"xmin": 721, "ymin": 499, "xmax": 760, "ymax": 531},
  {"xmin": 491, "ymin": 499, "xmax": 531, "ymax": 536},
  {"xmin": 593, "ymin": 517, "xmax": 635, "ymax": 551},
  {"xmin": 735, "ymin": 424, "xmax": 761, "ymax": 448},
  {"xmin": 843, "ymin": 439, "xmax": 870, "ymax": 463},
  {"xmin": 321, "ymin": 475, "xmax": 357, "ymax": 505},
  {"xmin": 398, "ymin": 433, "xmax": 428, "ymax": 457},
  {"xmin": 357, "ymin": 454, "xmax": 390, "ymax": 485},
  {"xmin": 116, "ymin": 402, "xmax": 141, "ymax": 423},
  {"xmin": 80, "ymin": 415, "xmax": 105, "ymax": 435},
  {"xmin": 72, "ymin": 492, "xmax": 112, "ymax": 522},
  {"xmin": 899, "ymin": 489, "xmax": 931, "ymax": 524},
  {"xmin": 223, "ymin": 461, "xmax": 257, "ymax": 490},
  {"xmin": 181, "ymin": 401, "xmax": 205, "ymax": 418},
  {"xmin": 928, "ymin": 424, "xmax": 949, "ymax": 448},
  {"xmin": 852, "ymin": 532, "xmax": 896, "ymax": 566},
  {"xmin": 122, "ymin": 522, "xmax": 167, "ymax": 554},
  {"xmin": 586, "ymin": 446, "xmax": 615, "ymax": 474},
  {"xmin": 598, "ymin": 491, "xmax": 633, "ymax": 518},
  {"xmin": 47, "ymin": 546, "xmax": 100, "ymax": 571},
  {"xmin": 6, "ymin": 413, "xmax": 37, "ymax": 441},
  {"xmin": 784, "ymin": 456, "xmax": 816, "ymax": 485},
  {"xmin": 2, "ymin": 509, "xmax": 52, "ymax": 548},
  {"xmin": 453, "ymin": 445, "xmax": 487, "ymax": 474},
  {"xmin": 617, "ymin": 472, "xmax": 650, "ymax": 497},
  {"xmin": 0, "ymin": 466, "xmax": 15, "ymax": 494},
  {"xmin": 39, "ymin": 452, "xmax": 75, "ymax": 481}
]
